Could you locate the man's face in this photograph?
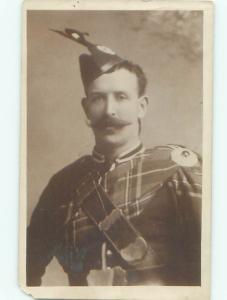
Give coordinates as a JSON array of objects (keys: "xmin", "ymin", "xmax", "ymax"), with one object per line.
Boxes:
[{"xmin": 82, "ymin": 68, "xmax": 148, "ymax": 149}]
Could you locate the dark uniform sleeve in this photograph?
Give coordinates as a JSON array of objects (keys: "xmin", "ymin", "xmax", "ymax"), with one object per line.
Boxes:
[
  {"xmin": 168, "ymin": 147, "xmax": 202, "ymax": 285},
  {"xmin": 27, "ymin": 177, "xmax": 59, "ymax": 286}
]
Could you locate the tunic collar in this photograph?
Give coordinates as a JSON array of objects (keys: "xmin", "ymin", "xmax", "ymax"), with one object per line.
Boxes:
[{"xmin": 92, "ymin": 142, "xmax": 145, "ymax": 165}]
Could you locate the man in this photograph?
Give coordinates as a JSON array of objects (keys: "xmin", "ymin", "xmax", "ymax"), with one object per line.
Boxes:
[{"xmin": 27, "ymin": 29, "xmax": 202, "ymax": 286}]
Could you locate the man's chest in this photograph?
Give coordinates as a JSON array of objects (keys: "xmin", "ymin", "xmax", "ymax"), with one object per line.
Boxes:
[{"xmin": 56, "ymin": 161, "xmax": 178, "ymax": 248}]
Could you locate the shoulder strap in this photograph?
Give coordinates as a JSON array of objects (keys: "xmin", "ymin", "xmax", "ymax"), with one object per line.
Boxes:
[{"xmin": 75, "ymin": 171, "xmax": 159, "ymax": 266}]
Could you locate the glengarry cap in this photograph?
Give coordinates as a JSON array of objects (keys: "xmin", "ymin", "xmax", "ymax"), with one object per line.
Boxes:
[{"xmin": 51, "ymin": 28, "xmax": 126, "ymax": 91}]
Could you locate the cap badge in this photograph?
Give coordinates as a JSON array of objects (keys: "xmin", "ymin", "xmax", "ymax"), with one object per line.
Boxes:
[
  {"xmin": 96, "ymin": 45, "xmax": 116, "ymax": 55},
  {"xmin": 171, "ymin": 147, "xmax": 198, "ymax": 167},
  {"xmin": 71, "ymin": 32, "xmax": 80, "ymax": 40}
]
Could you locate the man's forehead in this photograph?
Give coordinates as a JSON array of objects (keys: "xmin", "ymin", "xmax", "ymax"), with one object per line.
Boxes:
[{"xmin": 87, "ymin": 69, "xmax": 138, "ymax": 93}]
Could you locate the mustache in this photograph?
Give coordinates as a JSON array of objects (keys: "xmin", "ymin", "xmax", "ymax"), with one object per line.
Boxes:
[{"xmin": 91, "ymin": 116, "xmax": 131, "ymax": 129}]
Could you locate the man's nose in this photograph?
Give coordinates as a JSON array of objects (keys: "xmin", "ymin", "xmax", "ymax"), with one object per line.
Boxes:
[{"xmin": 104, "ymin": 95, "xmax": 117, "ymax": 116}]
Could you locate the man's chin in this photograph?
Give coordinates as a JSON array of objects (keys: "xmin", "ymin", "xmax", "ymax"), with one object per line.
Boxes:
[
  {"xmin": 95, "ymin": 132, "xmax": 126, "ymax": 149},
  {"xmin": 98, "ymin": 136, "xmax": 123, "ymax": 147}
]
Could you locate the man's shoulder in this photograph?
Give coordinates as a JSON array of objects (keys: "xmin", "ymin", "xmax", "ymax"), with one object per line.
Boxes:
[
  {"xmin": 32, "ymin": 156, "xmax": 94, "ymax": 211},
  {"xmin": 142, "ymin": 144, "xmax": 201, "ymax": 169},
  {"xmin": 50, "ymin": 155, "xmax": 93, "ymax": 185},
  {"xmin": 139, "ymin": 144, "xmax": 202, "ymax": 191}
]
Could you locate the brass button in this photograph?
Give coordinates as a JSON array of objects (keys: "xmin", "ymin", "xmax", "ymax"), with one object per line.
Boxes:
[{"xmin": 106, "ymin": 249, "xmax": 112, "ymax": 256}]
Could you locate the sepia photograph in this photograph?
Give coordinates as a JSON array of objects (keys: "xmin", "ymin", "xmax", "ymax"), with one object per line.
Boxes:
[{"xmin": 19, "ymin": 0, "xmax": 213, "ymax": 299}]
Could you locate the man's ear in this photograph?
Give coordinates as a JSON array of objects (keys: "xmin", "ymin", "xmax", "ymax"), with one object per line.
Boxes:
[
  {"xmin": 81, "ymin": 97, "xmax": 89, "ymax": 118},
  {"xmin": 138, "ymin": 95, "xmax": 149, "ymax": 119}
]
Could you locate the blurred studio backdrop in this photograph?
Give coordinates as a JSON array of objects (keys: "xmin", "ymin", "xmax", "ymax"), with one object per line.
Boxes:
[{"xmin": 27, "ymin": 10, "xmax": 203, "ymax": 285}]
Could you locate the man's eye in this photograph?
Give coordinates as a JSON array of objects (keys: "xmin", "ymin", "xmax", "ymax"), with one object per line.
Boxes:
[
  {"xmin": 90, "ymin": 95, "xmax": 104, "ymax": 102},
  {"xmin": 117, "ymin": 93, "xmax": 127, "ymax": 100}
]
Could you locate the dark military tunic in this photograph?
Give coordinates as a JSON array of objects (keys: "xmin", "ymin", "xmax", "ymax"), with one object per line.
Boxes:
[{"xmin": 27, "ymin": 144, "xmax": 202, "ymax": 286}]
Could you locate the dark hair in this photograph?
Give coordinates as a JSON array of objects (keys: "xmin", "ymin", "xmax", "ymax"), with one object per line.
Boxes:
[{"xmin": 107, "ymin": 60, "xmax": 147, "ymax": 97}]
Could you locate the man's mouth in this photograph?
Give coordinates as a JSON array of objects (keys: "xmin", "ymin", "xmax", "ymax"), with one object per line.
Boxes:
[{"xmin": 102, "ymin": 126, "xmax": 118, "ymax": 134}]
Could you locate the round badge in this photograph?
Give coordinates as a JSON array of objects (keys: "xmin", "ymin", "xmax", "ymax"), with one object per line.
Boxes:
[
  {"xmin": 171, "ymin": 147, "xmax": 198, "ymax": 167},
  {"xmin": 96, "ymin": 45, "xmax": 116, "ymax": 55}
]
